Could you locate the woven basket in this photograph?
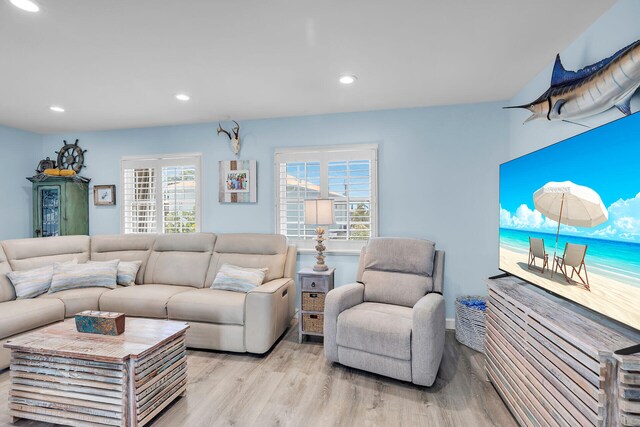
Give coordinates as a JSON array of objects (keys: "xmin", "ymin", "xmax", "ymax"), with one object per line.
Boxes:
[
  {"xmin": 455, "ymin": 296, "xmax": 486, "ymax": 353},
  {"xmin": 302, "ymin": 313, "xmax": 324, "ymax": 334}
]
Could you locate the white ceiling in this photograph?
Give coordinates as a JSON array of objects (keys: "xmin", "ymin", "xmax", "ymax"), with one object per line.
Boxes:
[{"xmin": 0, "ymin": 0, "xmax": 614, "ymax": 134}]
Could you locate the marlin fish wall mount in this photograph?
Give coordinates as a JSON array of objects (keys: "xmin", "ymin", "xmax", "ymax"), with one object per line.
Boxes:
[{"xmin": 506, "ymin": 40, "xmax": 640, "ymax": 125}]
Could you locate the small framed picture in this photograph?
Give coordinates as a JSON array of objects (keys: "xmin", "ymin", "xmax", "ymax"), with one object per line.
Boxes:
[
  {"xmin": 219, "ymin": 160, "xmax": 257, "ymax": 203},
  {"xmin": 94, "ymin": 185, "xmax": 116, "ymax": 206}
]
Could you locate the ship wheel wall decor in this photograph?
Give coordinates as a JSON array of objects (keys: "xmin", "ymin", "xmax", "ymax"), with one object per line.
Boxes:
[{"xmin": 56, "ymin": 139, "xmax": 87, "ymax": 173}]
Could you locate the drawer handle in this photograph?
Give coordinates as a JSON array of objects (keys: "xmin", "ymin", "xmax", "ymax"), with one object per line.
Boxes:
[
  {"xmin": 310, "ymin": 314, "xmax": 319, "ymax": 319},
  {"xmin": 311, "ymin": 282, "xmax": 316, "ymax": 288},
  {"xmin": 309, "ymin": 293, "xmax": 318, "ymax": 298}
]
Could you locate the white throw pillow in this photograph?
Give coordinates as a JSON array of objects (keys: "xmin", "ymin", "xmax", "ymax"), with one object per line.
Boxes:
[
  {"xmin": 49, "ymin": 259, "xmax": 119, "ymax": 294},
  {"xmin": 7, "ymin": 259, "xmax": 78, "ymax": 299},
  {"xmin": 89, "ymin": 260, "xmax": 142, "ymax": 286},
  {"xmin": 211, "ymin": 264, "xmax": 268, "ymax": 293}
]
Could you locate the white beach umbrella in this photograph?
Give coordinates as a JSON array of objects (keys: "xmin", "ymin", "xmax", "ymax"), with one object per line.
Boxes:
[{"xmin": 533, "ymin": 181, "xmax": 608, "ymax": 260}]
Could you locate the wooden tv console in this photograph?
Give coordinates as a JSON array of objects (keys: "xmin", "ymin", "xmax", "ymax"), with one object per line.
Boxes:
[{"xmin": 486, "ymin": 277, "xmax": 640, "ymax": 427}]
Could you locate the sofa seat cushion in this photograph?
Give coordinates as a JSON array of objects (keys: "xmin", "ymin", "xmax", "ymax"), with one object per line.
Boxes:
[
  {"xmin": 336, "ymin": 302, "xmax": 413, "ymax": 361},
  {"xmin": 0, "ymin": 299, "xmax": 65, "ymax": 340},
  {"xmin": 40, "ymin": 287, "xmax": 111, "ymax": 318},
  {"xmin": 99, "ymin": 284, "xmax": 191, "ymax": 318},
  {"xmin": 168, "ymin": 289, "xmax": 246, "ymax": 325}
]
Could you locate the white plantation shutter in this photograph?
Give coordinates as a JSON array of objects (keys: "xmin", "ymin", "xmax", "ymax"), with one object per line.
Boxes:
[
  {"xmin": 121, "ymin": 154, "xmax": 201, "ymax": 234},
  {"xmin": 123, "ymin": 167, "xmax": 156, "ymax": 233},
  {"xmin": 162, "ymin": 165, "xmax": 198, "ymax": 233},
  {"xmin": 328, "ymin": 160, "xmax": 373, "ymax": 241},
  {"xmin": 275, "ymin": 145, "xmax": 377, "ymax": 251}
]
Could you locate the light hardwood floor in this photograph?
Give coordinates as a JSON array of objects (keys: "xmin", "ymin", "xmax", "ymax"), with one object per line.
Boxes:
[{"xmin": 0, "ymin": 325, "xmax": 516, "ymax": 427}]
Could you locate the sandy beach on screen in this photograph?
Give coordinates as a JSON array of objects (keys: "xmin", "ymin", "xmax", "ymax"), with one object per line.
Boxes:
[{"xmin": 500, "ymin": 246, "xmax": 640, "ymax": 330}]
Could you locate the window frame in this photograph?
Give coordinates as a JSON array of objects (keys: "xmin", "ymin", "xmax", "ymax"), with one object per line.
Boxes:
[
  {"xmin": 274, "ymin": 144, "xmax": 378, "ymax": 253},
  {"xmin": 120, "ymin": 152, "xmax": 203, "ymax": 234}
]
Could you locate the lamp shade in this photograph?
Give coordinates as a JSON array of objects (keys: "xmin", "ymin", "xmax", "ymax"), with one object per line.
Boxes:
[{"xmin": 304, "ymin": 199, "xmax": 335, "ymax": 226}]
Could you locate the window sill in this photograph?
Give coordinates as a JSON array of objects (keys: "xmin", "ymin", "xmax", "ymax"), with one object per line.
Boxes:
[{"xmin": 296, "ymin": 248, "xmax": 361, "ymax": 256}]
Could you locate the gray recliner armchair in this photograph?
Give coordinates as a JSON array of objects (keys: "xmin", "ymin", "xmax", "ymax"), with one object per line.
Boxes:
[{"xmin": 324, "ymin": 237, "xmax": 445, "ymax": 386}]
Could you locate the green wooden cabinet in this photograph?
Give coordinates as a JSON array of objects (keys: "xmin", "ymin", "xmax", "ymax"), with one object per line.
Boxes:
[{"xmin": 28, "ymin": 176, "xmax": 90, "ymax": 237}]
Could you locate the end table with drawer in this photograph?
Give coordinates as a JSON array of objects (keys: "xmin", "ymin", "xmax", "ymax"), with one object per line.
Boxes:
[{"xmin": 298, "ymin": 267, "xmax": 335, "ymax": 343}]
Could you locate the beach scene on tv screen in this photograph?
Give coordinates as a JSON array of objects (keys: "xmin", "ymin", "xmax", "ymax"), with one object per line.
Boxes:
[{"xmin": 499, "ymin": 114, "xmax": 640, "ymax": 331}]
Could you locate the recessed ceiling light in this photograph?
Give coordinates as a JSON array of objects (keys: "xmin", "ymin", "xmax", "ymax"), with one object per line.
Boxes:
[
  {"xmin": 10, "ymin": 0, "xmax": 40, "ymax": 12},
  {"xmin": 339, "ymin": 75, "xmax": 357, "ymax": 85},
  {"xmin": 49, "ymin": 106, "xmax": 65, "ymax": 113},
  {"xmin": 175, "ymin": 93, "xmax": 190, "ymax": 101}
]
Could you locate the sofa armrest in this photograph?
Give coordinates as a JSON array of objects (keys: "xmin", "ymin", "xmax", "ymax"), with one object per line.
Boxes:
[
  {"xmin": 323, "ymin": 282, "xmax": 365, "ymax": 362},
  {"xmin": 244, "ymin": 278, "xmax": 294, "ymax": 354},
  {"xmin": 411, "ymin": 292, "xmax": 445, "ymax": 386}
]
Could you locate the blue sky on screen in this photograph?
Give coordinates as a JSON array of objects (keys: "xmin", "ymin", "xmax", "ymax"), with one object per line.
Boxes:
[{"xmin": 500, "ymin": 113, "xmax": 640, "ymax": 242}]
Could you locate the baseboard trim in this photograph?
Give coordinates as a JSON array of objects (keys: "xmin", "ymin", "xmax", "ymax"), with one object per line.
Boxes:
[{"xmin": 446, "ymin": 318, "xmax": 455, "ymax": 330}]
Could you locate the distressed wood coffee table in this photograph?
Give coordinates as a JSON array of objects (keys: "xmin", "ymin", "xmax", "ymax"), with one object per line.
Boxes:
[{"xmin": 4, "ymin": 318, "xmax": 189, "ymax": 427}]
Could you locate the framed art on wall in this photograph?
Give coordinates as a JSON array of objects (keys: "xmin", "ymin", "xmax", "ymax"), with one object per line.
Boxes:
[
  {"xmin": 94, "ymin": 185, "xmax": 116, "ymax": 206},
  {"xmin": 219, "ymin": 160, "xmax": 257, "ymax": 203}
]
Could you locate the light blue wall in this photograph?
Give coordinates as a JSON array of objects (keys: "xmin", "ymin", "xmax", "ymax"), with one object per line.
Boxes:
[
  {"xmin": 0, "ymin": 125, "xmax": 41, "ymax": 240},
  {"xmin": 42, "ymin": 103, "xmax": 510, "ymax": 319},
  {"xmin": 507, "ymin": 0, "xmax": 640, "ymax": 158}
]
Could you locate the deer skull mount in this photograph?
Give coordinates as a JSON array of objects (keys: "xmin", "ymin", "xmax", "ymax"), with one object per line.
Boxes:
[{"xmin": 217, "ymin": 120, "xmax": 241, "ymax": 156}]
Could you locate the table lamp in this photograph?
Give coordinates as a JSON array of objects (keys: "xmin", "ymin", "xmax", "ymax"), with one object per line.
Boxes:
[{"xmin": 304, "ymin": 198, "xmax": 335, "ymax": 271}]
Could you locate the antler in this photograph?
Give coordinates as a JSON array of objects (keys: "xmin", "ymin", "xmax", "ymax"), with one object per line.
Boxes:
[
  {"xmin": 217, "ymin": 123, "xmax": 232, "ymax": 140},
  {"xmin": 231, "ymin": 120, "xmax": 240, "ymax": 139}
]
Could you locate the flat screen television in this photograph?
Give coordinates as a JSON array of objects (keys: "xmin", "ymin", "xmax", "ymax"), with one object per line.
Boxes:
[{"xmin": 499, "ymin": 113, "xmax": 640, "ymax": 331}]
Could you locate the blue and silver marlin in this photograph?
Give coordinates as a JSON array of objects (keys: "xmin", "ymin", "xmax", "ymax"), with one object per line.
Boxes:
[{"xmin": 507, "ymin": 40, "xmax": 640, "ymax": 123}]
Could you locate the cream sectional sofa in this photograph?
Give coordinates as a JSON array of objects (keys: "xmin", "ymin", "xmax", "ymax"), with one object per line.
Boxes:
[{"xmin": 0, "ymin": 233, "xmax": 296, "ymax": 369}]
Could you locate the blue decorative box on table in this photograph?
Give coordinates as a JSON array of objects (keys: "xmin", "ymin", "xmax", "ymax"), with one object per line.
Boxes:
[{"xmin": 75, "ymin": 311, "xmax": 126, "ymax": 336}]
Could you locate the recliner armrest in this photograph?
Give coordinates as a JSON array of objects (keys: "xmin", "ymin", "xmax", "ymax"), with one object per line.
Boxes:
[
  {"xmin": 324, "ymin": 282, "xmax": 365, "ymax": 362},
  {"xmin": 245, "ymin": 278, "xmax": 294, "ymax": 354},
  {"xmin": 411, "ymin": 292, "xmax": 445, "ymax": 386}
]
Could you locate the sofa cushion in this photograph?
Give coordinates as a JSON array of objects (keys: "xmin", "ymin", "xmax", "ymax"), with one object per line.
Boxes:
[
  {"xmin": 206, "ymin": 233, "xmax": 287, "ymax": 285},
  {"xmin": 90, "ymin": 234, "xmax": 156, "ymax": 285},
  {"xmin": 49, "ymin": 260, "xmax": 119, "ymax": 293},
  {"xmin": 211, "ymin": 264, "xmax": 267, "ymax": 293},
  {"xmin": 2, "ymin": 235, "xmax": 90, "ymax": 271},
  {"xmin": 361, "ymin": 238, "xmax": 436, "ymax": 308},
  {"xmin": 40, "ymin": 287, "xmax": 111, "ymax": 317},
  {"xmin": 0, "ymin": 244, "xmax": 14, "ymax": 302},
  {"xmin": 144, "ymin": 233, "xmax": 216, "ymax": 288},
  {"xmin": 99, "ymin": 284, "xmax": 191, "ymax": 318},
  {"xmin": 0, "ymin": 299, "xmax": 65, "ymax": 340},
  {"xmin": 336, "ymin": 302, "xmax": 413, "ymax": 361},
  {"xmin": 168, "ymin": 288, "xmax": 246, "ymax": 325},
  {"xmin": 362, "ymin": 270, "xmax": 433, "ymax": 308}
]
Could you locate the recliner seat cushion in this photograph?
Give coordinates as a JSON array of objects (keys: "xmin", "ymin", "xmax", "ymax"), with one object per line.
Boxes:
[
  {"xmin": 144, "ymin": 233, "xmax": 216, "ymax": 288},
  {"xmin": 40, "ymin": 287, "xmax": 111, "ymax": 317},
  {"xmin": 0, "ymin": 299, "xmax": 65, "ymax": 340},
  {"xmin": 2, "ymin": 235, "xmax": 90, "ymax": 271},
  {"xmin": 90, "ymin": 234, "xmax": 155, "ymax": 285},
  {"xmin": 363, "ymin": 237, "xmax": 436, "ymax": 276},
  {"xmin": 361, "ymin": 237, "xmax": 436, "ymax": 308},
  {"xmin": 206, "ymin": 234, "xmax": 287, "ymax": 285},
  {"xmin": 336, "ymin": 302, "xmax": 413, "ymax": 361},
  {"xmin": 99, "ymin": 284, "xmax": 191, "ymax": 318},
  {"xmin": 361, "ymin": 270, "xmax": 433, "ymax": 308},
  {"xmin": 167, "ymin": 288, "xmax": 246, "ymax": 325}
]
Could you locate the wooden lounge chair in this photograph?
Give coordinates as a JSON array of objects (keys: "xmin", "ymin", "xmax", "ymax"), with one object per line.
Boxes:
[
  {"xmin": 528, "ymin": 237, "xmax": 548, "ymax": 273},
  {"xmin": 553, "ymin": 243, "xmax": 590, "ymax": 291}
]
